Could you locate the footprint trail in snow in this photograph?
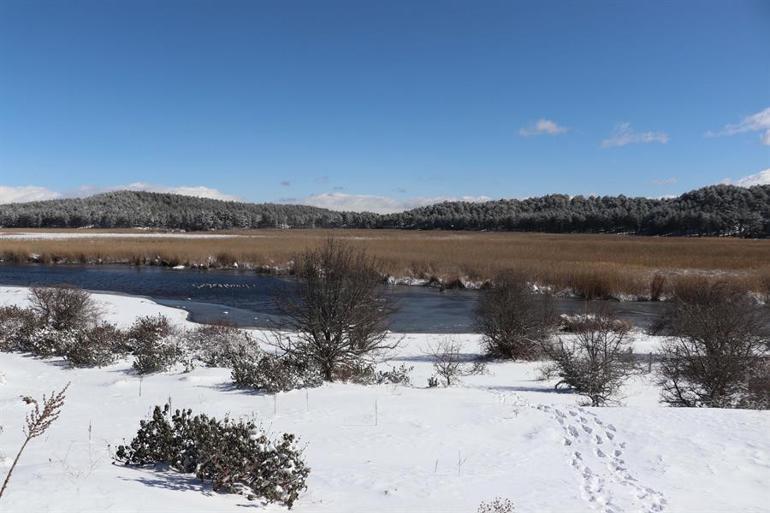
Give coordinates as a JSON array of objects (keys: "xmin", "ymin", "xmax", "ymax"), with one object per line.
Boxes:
[{"xmin": 490, "ymin": 390, "xmax": 666, "ymax": 513}]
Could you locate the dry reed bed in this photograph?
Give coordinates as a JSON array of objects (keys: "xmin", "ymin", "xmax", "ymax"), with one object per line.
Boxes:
[{"xmin": 1, "ymin": 229, "xmax": 770, "ymax": 298}]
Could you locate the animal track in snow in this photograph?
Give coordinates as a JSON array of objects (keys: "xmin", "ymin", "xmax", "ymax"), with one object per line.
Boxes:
[
  {"xmin": 543, "ymin": 404, "xmax": 667, "ymax": 513},
  {"xmin": 487, "ymin": 390, "xmax": 666, "ymax": 512}
]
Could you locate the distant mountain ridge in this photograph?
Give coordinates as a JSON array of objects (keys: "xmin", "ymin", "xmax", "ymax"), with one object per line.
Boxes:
[{"xmin": 0, "ymin": 185, "xmax": 768, "ymax": 236}]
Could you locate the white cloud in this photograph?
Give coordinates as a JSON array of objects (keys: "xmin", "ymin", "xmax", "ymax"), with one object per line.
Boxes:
[
  {"xmin": 298, "ymin": 193, "xmax": 492, "ymax": 214},
  {"xmin": 722, "ymin": 168, "xmax": 770, "ymax": 187},
  {"xmin": 652, "ymin": 177, "xmax": 677, "ymax": 186},
  {"xmin": 0, "ymin": 185, "xmax": 61, "ymax": 204},
  {"xmin": 706, "ymin": 107, "xmax": 770, "ymax": 146},
  {"xmin": 519, "ymin": 118, "xmax": 569, "ymax": 137},
  {"xmin": 601, "ymin": 123, "xmax": 669, "ymax": 148}
]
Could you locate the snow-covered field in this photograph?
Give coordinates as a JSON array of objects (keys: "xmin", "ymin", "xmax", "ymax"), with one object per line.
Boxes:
[
  {"xmin": 0, "ymin": 231, "xmax": 241, "ymax": 240},
  {"xmin": 0, "ymin": 287, "xmax": 767, "ymax": 513}
]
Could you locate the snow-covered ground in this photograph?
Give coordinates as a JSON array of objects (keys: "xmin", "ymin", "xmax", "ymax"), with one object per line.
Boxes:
[
  {"xmin": 0, "ymin": 231, "xmax": 242, "ymax": 240},
  {"xmin": 0, "ymin": 287, "xmax": 768, "ymax": 513}
]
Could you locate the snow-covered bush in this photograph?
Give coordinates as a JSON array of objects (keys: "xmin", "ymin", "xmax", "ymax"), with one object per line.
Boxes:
[
  {"xmin": 0, "ymin": 306, "xmax": 40, "ymax": 352},
  {"xmin": 476, "ymin": 271, "xmax": 556, "ymax": 360},
  {"xmin": 127, "ymin": 315, "xmax": 186, "ymax": 374},
  {"xmin": 373, "ymin": 364, "xmax": 413, "ymax": 385},
  {"xmin": 25, "ymin": 325, "xmax": 78, "ymax": 357},
  {"xmin": 231, "ymin": 352, "xmax": 323, "ymax": 393},
  {"xmin": 184, "ymin": 323, "xmax": 260, "ymax": 367},
  {"xmin": 478, "ymin": 497, "xmax": 515, "ymax": 513},
  {"xmin": 63, "ymin": 323, "xmax": 125, "ymax": 367},
  {"xmin": 115, "ymin": 404, "xmax": 309, "ymax": 508},
  {"xmin": 658, "ymin": 279, "xmax": 770, "ymax": 408},
  {"xmin": 543, "ymin": 311, "xmax": 634, "ymax": 406}
]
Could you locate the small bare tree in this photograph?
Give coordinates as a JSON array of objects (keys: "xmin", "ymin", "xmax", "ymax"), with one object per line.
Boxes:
[
  {"xmin": 274, "ymin": 240, "xmax": 396, "ymax": 381},
  {"xmin": 476, "ymin": 270, "xmax": 556, "ymax": 360},
  {"xmin": 426, "ymin": 340, "xmax": 486, "ymax": 387},
  {"xmin": 29, "ymin": 286, "xmax": 99, "ymax": 331},
  {"xmin": 543, "ymin": 311, "xmax": 634, "ymax": 406},
  {"xmin": 0, "ymin": 384, "xmax": 69, "ymax": 500},
  {"xmin": 658, "ymin": 279, "xmax": 769, "ymax": 408}
]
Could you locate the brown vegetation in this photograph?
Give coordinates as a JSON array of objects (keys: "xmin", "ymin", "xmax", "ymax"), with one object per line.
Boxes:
[{"xmin": 2, "ymin": 229, "xmax": 770, "ymax": 297}]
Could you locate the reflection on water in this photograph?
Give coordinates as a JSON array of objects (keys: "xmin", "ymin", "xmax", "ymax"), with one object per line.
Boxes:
[{"xmin": 0, "ymin": 264, "xmax": 666, "ymax": 333}]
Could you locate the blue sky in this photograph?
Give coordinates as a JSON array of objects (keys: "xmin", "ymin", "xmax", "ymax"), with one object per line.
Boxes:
[{"xmin": 1, "ymin": 0, "xmax": 769, "ymax": 212}]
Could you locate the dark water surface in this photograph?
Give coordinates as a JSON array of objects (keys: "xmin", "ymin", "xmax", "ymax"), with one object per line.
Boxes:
[{"xmin": 0, "ymin": 264, "xmax": 666, "ymax": 333}]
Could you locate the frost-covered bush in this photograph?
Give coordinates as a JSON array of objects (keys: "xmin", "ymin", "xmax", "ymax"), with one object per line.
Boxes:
[
  {"xmin": 478, "ymin": 497, "xmax": 515, "ymax": 513},
  {"xmin": 115, "ymin": 404, "xmax": 309, "ymax": 508},
  {"xmin": 231, "ymin": 352, "xmax": 323, "ymax": 393},
  {"xmin": 125, "ymin": 314, "xmax": 175, "ymax": 351},
  {"xmin": 543, "ymin": 311, "xmax": 634, "ymax": 406},
  {"xmin": 26, "ymin": 325, "xmax": 78, "ymax": 357},
  {"xmin": 341, "ymin": 363, "xmax": 413, "ymax": 385},
  {"xmin": 63, "ymin": 323, "xmax": 125, "ymax": 367},
  {"xmin": 0, "ymin": 306, "xmax": 41, "ymax": 352},
  {"xmin": 128, "ymin": 315, "xmax": 186, "ymax": 374},
  {"xmin": 184, "ymin": 323, "xmax": 260, "ymax": 367},
  {"xmin": 0, "ymin": 304, "xmax": 123, "ymax": 367},
  {"xmin": 373, "ymin": 364, "xmax": 413, "ymax": 385}
]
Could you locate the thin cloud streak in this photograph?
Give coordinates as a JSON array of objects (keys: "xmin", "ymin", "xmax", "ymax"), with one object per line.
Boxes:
[
  {"xmin": 601, "ymin": 123, "xmax": 669, "ymax": 148},
  {"xmin": 706, "ymin": 107, "xmax": 770, "ymax": 146}
]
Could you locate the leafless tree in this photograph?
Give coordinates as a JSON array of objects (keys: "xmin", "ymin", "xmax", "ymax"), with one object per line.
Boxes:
[
  {"xmin": 274, "ymin": 240, "xmax": 396, "ymax": 381},
  {"xmin": 543, "ymin": 310, "xmax": 634, "ymax": 406},
  {"xmin": 28, "ymin": 286, "xmax": 99, "ymax": 331},
  {"xmin": 658, "ymin": 279, "xmax": 769, "ymax": 408},
  {"xmin": 0, "ymin": 384, "xmax": 69, "ymax": 500},
  {"xmin": 426, "ymin": 340, "xmax": 486, "ymax": 387},
  {"xmin": 476, "ymin": 270, "xmax": 556, "ymax": 360}
]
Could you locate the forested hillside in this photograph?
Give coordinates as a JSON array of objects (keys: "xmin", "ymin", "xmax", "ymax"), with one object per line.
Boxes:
[{"xmin": 0, "ymin": 185, "xmax": 768, "ymax": 236}]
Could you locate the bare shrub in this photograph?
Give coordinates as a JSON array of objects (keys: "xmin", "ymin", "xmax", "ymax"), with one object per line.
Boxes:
[
  {"xmin": 543, "ymin": 310, "xmax": 634, "ymax": 406},
  {"xmin": 426, "ymin": 340, "xmax": 486, "ymax": 387},
  {"xmin": 28, "ymin": 286, "xmax": 99, "ymax": 331},
  {"xmin": 476, "ymin": 270, "xmax": 556, "ymax": 360},
  {"xmin": 0, "ymin": 384, "xmax": 69, "ymax": 500},
  {"xmin": 274, "ymin": 239, "xmax": 396, "ymax": 381},
  {"xmin": 658, "ymin": 278, "xmax": 769, "ymax": 408}
]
